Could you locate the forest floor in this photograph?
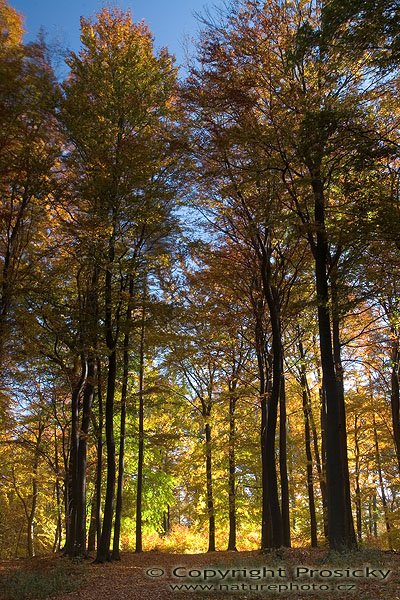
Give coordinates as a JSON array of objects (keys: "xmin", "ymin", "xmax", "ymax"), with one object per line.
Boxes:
[{"xmin": 0, "ymin": 548, "xmax": 399, "ymax": 600}]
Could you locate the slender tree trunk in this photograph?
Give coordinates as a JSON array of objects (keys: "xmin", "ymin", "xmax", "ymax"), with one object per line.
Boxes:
[
  {"xmin": 88, "ymin": 383, "xmax": 102, "ymax": 555},
  {"xmin": 27, "ymin": 429, "xmax": 42, "ymax": 558},
  {"xmin": 256, "ymin": 310, "xmax": 272, "ymax": 550},
  {"xmin": 96, "ymin": 242, "xmax": 118, "ymax": 562},
  {"xmin": 309, "ymin": 340, "xmax": 328, "ymax": 538},
  {"xmin": 227, "ymin": 382, "xmax": 237, "ymax": 551},
  {"xmin": 135, "ymin": 300, "xmax": 146, "ymax": 553},
  {"xmin": 96, "ymin": 349, "xmax": 117, "ymax": 562},
  {"xmin": 53, "ymin": 480, "xmax": 62, "ymax": 553},
  {"xmin": 316, "ymin": 359, "xmax": 329, "ymax": 539},
  {"xmin": 373, "ymin": 414, "xmax": 392, "ymax": 549},
  {"xmin": 53, "ymin": 427, "xmax": 62, "ymax": 553},
  {"xmin": 279, "ymin": 374, "xmax": 291, "ymax": 547},
  {"xmin": 354, "ymin": 415, "xmax": 362, "ymax": 543},
  {"xmin": 307, "ymin": 377, "xmax": 328, "ymax": 539},
  {"xmin": 260, "ymin": 252, "xmax": 283, "ymax": 548},
  {"xmin": 63, "ymin": 479, "xmax": 69, "ymax": 553},
  {"xmin": 60, "ymin": 410, "xmax": 69, "ymax": 551},
  {"xmin": 299, "ymin": 341, "xmax": 318, "ymax": 547},
  {"xmin": 65, "ymin": 357, "xmax": 87, "ymax": 556},
  {"xmin": 75, "ymin": 354, "xmax": 96, "ymax": 556},
  {"xmin": 113, "ymin": 276, "xmax": 134, "ymax": 559},
  {"xmin": 372, "ymin": 494, "xmax": 378, "ymax": 537},
  {"xmin": 86, "ymin": 365, "xmax": 104, "ymax": 554},
  {"xmin": 288, "ymin": 441, "xmax": 296, "ymax": 531},
  {"xmin": 87, "ymin": 493, "xmax": 97, "ymax": 553},
  {"xmin": 312, "ymin": 175, "xmax": 356, "ymax": 551},
  {"xmin": 368, "ymin": 498, "xmax": 373, "ymax": 536},
  {"xmin": 204, "ymin": 403, "xmax": 216, "ymax": 552},
  {"xmin": 390, "ymin": 334, "xmax": 400, "ymax": 474},
  {"xmin": 162, "ymin": 507, "xmax": 170, "ymax": 535},
  {"xmin": 95, "ymin": 360, "xmax": 103, "ymax": 550}
]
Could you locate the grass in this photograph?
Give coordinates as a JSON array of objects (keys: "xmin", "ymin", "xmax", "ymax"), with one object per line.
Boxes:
[{"xmin": 0, "ymin": 559, "xmax": 85, "ymax": 600}]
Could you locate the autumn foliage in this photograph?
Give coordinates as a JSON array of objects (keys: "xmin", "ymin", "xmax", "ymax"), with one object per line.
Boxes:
[{"xmin": 0, "ymin": 0, "xmax": 400, "ymax": 561}]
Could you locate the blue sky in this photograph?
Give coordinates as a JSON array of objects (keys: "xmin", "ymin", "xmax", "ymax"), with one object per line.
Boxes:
[{"xmin": 11, "ymin": 0, "xmax": 222, "ymax": 71}]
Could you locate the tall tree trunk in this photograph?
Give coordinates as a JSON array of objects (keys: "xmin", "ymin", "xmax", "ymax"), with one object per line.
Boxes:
[
  {"xmin": 331, "ymin": 272, "xmax": 357, "ymax": 546},
  {"xmin": 0, "ymin": 193, "xmax": 29, "ymax": 369},
  {"xmin": 87, "ymin": 492, "xmax": 97, "ymax": 553},
  {"xmin": 279, "ymin": 374, "xmax": 291, "ymax": 547},
  {"xmin": 299, "ymin": 341, "xmax": 318, "ymax": 547},
  {"xmin": 354, "ymin": 414, "xmax": 362, "ymax": 543},
  {"xmin": 227, "ymin": 382, "xmax": 237, "ymax": 551},
  {"xmin": 372, "ymin": 494, "xmax": 378, "ymax": 537},
  {"xmin": 96, "ymin": 348, "xmax": 117, "ymax": 562},
  {"xmin": 368, "ymin": 497, "xmax": 373, "ymax": 536},
  {"xmin": 53, "ymin": 426, "xmax": 62, "ymax": 553},
  {"xmin": 135, "ymin": 300, "xmax": 146, "ymax": 554},
  {"xmin": 390, "ymin": 333, "xmax": 400, "ymax": 474},
  {"xmin": 65, "ymin": 357, "xmax": 87, "ymax": 556},
  {"xmin": 96, "ymin": 240, "xmax": 118, "ymax": 562},
  {"xmin": 260, "ymin": 251, "xmax": 283, "ymax": 548},
  {"xmin": 204, "ymin": 402, "xmax": 216, "ymax": 552},
  {"xmin": 316, "ymin": 367, "xmax": 329, "ymax": 539},
  {"xmin": 312, "ymin": 175, "xmax": 356, "ymax": 550},
  {"xmin": 308, "ymin": 376, "xmax": 327, "ymax": 539},
  {"xmin": 53, "ymin": 480, "xmax": 62, "ymax": 553},
  {"xmin": 75, "ymin": 355, "xmax": 96, "ymax": 556},
  {"xmin": 87, "ymin": 364, "xmax": 104, "ymax": 554},
  {"xmin": 113, "ymin": 276, "xmax": 134, "ymax": 560},
  {"xmin": 74, "ymin": 268, "xmax": 99, "ymax": 556},
  {"xmin": 87, "ymin": 381, "xmax": 103, "ymax": 555},
  {"xmin": 309, "ymin": 339, "xmax": 328, "ymax": 538},
  {"xmin": 373, "ymin": 413, "xmax": 392, "ymax": 549},
  {"xmin": 95, "ymin": 360, "xmax": 103, "ymax": 550},
  {"xmin": 256, "ymin": 309, "xmax": 272, "ymax": 550}
]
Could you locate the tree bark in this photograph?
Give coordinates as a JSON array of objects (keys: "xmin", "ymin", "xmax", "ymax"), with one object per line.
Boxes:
[
  {"xmin": 331, "ymin": 271, "xmax": 357, "ymax": 546},
  {"xmin": 87, "ymin": 492, "xmax": 97, "ymax": 553},
  {"xmin": 227, "ymin": 381, "xmax": 237, "ymax": 551},
  {"xmin": 95, "ymin": 360, "xmax": 104, "ymax": 550},
  {"xmin": 96, "ymin": 242, "xmax": 118, "ymax": 562},
  {"xmin": 96, "ymin": 348, "xmax": 117, "ymax": 562},
  {"xmin": 260, "ymin": 247, "xmax": 283, "ymax": 549},
  {"xmin": 53, "ymin": 427, "xmax": 62, "ymax": 553},
  {"xmin": 135, "ymin": 299, "xmax": 146, "ymax": 554},
  {"xmin": 390, "ymin": 334, "xmax": 400, "ymax": 474},
  {"xmin": 299, "ymin": 340, "xmax": 318, "ymax": 547},
  {"xmin": 302, "ymin": 337, "xmax": 328, "ymax": 539},
  {"xmin": 279, "ymin": 374, "xmax": 291, "ymax": 547},
  {"xmin": 354, "ymin": 415, "xmax": 362, "ymax": 543},
  {"xmin": 113, "ymin": 275, "xmax": 134, "ymax": 559},
  {"xmin": 312, "ymin": 175, "xmax": 356, "ymax": 551},
  {"xmin": 204, "ymin": 403, "xmax": 216, "ymax": 552},
  {"xmin": 255, "ymin": 306, "xmax": 273, "ymax": 550},
  {"xmin": 75, "ymin": 354, "xmax": 96, "ymax": 556},
  {"xmin": 65, "ymin": 357, "xmax": 87, "ymax": 556},
  {"xmin": 314, "ymin": 351, "xmax": 329, "ymax": 540},
  {"xmin": 373, "ymin": 413, "xmax": 392, "ymax": 549}
]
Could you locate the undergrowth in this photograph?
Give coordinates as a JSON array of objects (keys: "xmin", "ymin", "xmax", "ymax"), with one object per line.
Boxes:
[{"xmin": 0, "ymin": 559, "xmax": 84, "ymax": 600}]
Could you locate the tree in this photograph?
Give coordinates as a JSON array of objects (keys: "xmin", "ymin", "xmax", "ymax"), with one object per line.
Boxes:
[
  {"xmin": 61, "ymin": 7, "xmax": 178, "ymax": 561},
  {"xmin": 0, "ymin": 7, "xmax": 60, "ymax": 387}
]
